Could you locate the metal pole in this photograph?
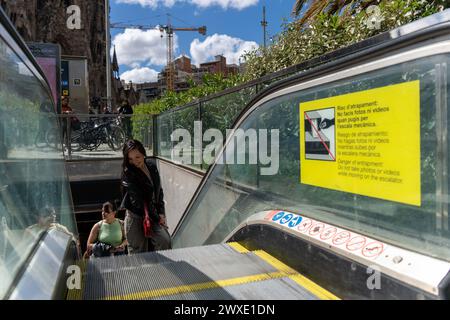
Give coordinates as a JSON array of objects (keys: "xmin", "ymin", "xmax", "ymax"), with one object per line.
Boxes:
[
  {"xmin": 261, "ymin": 6, "xmax": 268, "ymax": 49},
  {"xmin": 166, "ymin": 14, "xmax": 174, "ymax": 92},
  {"xmin": 66, "ymin": 116, "xmax": 72, "ymax": 158},
  {"xmin": 105, "ymin": 0, "xmax": 112, "ymax": 111},
  {"xmin": 435, "ymin": 62, "xmax": 449, "ymax": 231},
  {"xmin": 153, "ymin": 115, "xmax": 158, "ymax": 157}
]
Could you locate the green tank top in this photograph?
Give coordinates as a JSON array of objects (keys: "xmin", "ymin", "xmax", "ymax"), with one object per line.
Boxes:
[{"xmin": 98, "ymin": 219, "xmax": 122, "ymax": 247}]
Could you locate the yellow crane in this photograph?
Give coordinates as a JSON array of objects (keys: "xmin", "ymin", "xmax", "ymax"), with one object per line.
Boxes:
[
  {"xmin": 160, "ymin": 24, "xmax": 206, "ymax": 91},
  {"xmin": 111, "ymin": 20, "xmax": 206, "ymax": 92}
]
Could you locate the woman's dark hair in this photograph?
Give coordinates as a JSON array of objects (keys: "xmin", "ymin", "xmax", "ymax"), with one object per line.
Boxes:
[
  {"xmin": 122, "ymin": 139, "xmax": 147, "ymax": 171},
  {"xmin": 102, "ymin": 201, "xmax": 117, "ymax": 213}
]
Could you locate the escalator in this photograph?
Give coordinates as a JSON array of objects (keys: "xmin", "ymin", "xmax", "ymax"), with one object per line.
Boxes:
[{"xmin": 69, "ymin": 242, "xmax": 337, "ymax": 300}]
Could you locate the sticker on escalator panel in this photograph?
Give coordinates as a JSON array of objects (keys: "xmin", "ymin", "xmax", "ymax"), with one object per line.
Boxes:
[
  {"xmin": 309, "ymin": 223, "xmax": 325, "ymax": 236},
  {"xmin": 346, "ymin": 236, "xmax": 367, "ymax": 251},
  {"xmin": 288, "ymin": 215, "xmax": 303, "ymax": 228},
  {"xmin": 271, "ymin": 211, "xmax": 286, "ymax": 222},
  {"xmin": 332, "ymin": 231, "xmax": 352, "ymax": 246},
  {"xmin": 299, "ymin": 80, "xmax": 421, "ymax": 206},
  {"xmin": 320, "ymin": 226, "xmax": 337, "ymax": 240},
  {"xmin": 363, "ymin": 242, "xmax": 385, "ymax": 258},
  {"xmin": 266, "ymin": 210, "xmax": 387, "ymax": 260},
  {"xmin": 279, "ymin": 213, "xmax": 294, "ymax": 225},
  {"xmin": 297, "ymin": 218, "xmax": 313, "ymax": 232}
]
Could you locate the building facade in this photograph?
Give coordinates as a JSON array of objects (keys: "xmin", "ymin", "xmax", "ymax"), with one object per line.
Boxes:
[
  {"xmin": 140, "ymin": 55, "xmax": 241, "ymax": 103},
  {"xmin": 0, "ymin": 0, "xmax": 118, "ymax": 111}
]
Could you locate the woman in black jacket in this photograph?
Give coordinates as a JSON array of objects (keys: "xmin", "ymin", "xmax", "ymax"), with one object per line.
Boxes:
[{"xmin": 120, "ymin": 139, "xmax": 171, "ymax": 253}]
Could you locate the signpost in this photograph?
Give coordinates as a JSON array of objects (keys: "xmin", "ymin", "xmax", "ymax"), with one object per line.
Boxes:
[{"xmin": 61, "ymin": 60, "xmax": 69, "ymax": 97}]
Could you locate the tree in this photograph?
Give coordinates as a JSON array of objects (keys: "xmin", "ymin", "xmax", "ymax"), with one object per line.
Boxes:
[
  {"xmin": 293, "ymin": 0, "xmax": 383, "ymax": 24},
  {"xmin": 243, "ymin": 0, "xmax": 445, "ymax": 79}
]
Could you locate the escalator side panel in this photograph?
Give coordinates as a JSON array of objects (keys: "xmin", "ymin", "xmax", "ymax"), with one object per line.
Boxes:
[{"xmin": 229, "ymin": 224, "xmax": 439, "ymax": 300}]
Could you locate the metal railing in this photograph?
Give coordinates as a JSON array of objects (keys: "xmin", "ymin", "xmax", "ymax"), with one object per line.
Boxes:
[{"xmin": 153, "ymin": 73, "xmax": 295, "ymax": 171}]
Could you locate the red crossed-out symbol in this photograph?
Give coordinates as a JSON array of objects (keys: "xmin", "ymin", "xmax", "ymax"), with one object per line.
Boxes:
[
  {"xmin": 346, "ymin": 236, "xmax": 367, "ymax": 251},
  {"xmin": 332, "ymin": 231, "xmax": 351, "ymax": 246},
  {"xmin": 362, "ymin": 242, "xmax": 384, "ymax": 258},
  {"xmin": 320, "ymin": 226, "xmax": 337, "ymax": 241},
  {"xmin": 304, "ymin": 112, "xmax": 336, "ymax": 161},
  {"xmin": 309, "ymin": 223, "xmax": 325, "ymax": 237},
  {"xmin": 297, "ymin": 218, "xmax": 313, "ymax": 232}
]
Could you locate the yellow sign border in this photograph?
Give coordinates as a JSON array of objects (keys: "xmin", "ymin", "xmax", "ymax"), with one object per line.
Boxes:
[{"xmin": 299, "ymin": 81, "xmax": 421, "ymax": 206}]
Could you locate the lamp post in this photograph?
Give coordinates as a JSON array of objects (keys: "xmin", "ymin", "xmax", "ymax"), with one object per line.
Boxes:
[{"xmin": 105, "ymin": 0, "xmax": 112, "ymax": 111}]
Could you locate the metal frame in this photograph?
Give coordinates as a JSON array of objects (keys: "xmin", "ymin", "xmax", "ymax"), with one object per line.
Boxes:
[
  {"xmin": 0, "ymin": 8, "xmax": 79, "ymax": 299},
  {"xmin": 435, "ymin": 62, "xmax": 449, "ymax": 232},
  {"xmin": 224, "ymin": 211, "xmax": 450, "ymax": 297},
  {"xmin": 227, "ymin": 213, "xmax": 450, "ymax": 299}
]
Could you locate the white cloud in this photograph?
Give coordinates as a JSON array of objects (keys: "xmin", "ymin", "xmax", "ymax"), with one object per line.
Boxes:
[
  {"xmin": 190, "ymin": 33, "xmax": 258, "ymax": 66},
  {"xmin": 191, "ymin": 0, "xmax": 258, "ymax": 10},
  {"xmin": 115, "ymin": 0, "xmax": 159, "ymax": 9},
  {"xmin": 115, "ymin": 0, "xmax": 258, "ymax": 10},
  {"xmin": 112, "ymin": 28, "xmax": 178, "ymax": 67},
  {"xmin": 120, "ymin": 67, "xmax": 159, "ymax": 83}
]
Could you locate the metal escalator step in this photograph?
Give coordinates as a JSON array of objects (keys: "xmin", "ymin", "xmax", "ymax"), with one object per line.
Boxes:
[
  {"xmin": 152, "ymin": 277, "xmax": 320, "ymax": 300},
  {"xmin": 86, "ymin": 244, "xmax": 239, "ymax": 272},
  {"xmin": 83, "ymin": 246, "xmax": 279, "ymax": 300},
  {"xmin": 81, "ymin": 244, "xmax": 338, "ymax": 300}
]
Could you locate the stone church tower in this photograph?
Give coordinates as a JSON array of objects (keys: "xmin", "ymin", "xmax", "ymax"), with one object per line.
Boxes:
[{"xmin": 0, "ymin": 0, "xmax": 114, "ymax": 107}]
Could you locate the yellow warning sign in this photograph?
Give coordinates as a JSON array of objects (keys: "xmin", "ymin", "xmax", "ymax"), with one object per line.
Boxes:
[{"xmin": 299, "ymin": 81, "xmax": 421, "ymax": 206}]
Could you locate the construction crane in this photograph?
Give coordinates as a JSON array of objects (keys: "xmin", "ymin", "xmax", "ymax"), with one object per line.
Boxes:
[
  {"xmin": 111, "ymin": 20, "xmax": 206, "ymax": 92},
  {"xmin": 160, "ymin": 24, "xmax": 206, "ymax": 92}
]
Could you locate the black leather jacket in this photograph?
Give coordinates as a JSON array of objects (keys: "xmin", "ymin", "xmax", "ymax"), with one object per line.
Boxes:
[{"xmin": 120, "ymin": 159, "xmax": 165, "ymax": 222}]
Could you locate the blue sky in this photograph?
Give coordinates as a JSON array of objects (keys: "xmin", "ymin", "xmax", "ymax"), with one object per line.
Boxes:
[{"xmin": 110, "ymin": 0, "xmax": 295, "ymax": 83}]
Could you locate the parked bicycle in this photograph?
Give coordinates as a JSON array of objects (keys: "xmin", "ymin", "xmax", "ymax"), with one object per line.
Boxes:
[{"xmin": 45, "ymin": 116, "xmax": 126, "ymax": 152}]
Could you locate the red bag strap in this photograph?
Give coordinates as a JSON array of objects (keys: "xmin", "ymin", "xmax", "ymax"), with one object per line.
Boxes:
[{"xmin": 144, "ymin": 201, "xmax": 149, "ymax": 218}]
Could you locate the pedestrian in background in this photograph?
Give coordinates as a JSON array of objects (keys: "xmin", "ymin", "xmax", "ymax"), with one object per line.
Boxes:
[{"xmin": 118, "ymin": 100, "xmax": 133, "ymax": 139}]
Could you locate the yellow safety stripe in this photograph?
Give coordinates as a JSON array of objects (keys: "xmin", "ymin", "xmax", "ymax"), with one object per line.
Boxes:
[
  {"xmin": 228, "ymin": 243, "xmax": 340, "ymax": 300},
  {"xmin": 227, "ymin": 242, "xmax": 250, "ymax": 253},
  {"xmin": 253, "ymin": 250, "xmax": 340, "ymax": 300},
  {"xmin": 104, "ymin": 271, "xmax": 287, "ymax": 300}
]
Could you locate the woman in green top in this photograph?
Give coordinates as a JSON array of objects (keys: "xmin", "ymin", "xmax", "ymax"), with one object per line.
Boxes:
[{"xmin": 86, "ymin": 201, "xmax": 127, "ymax": 258}]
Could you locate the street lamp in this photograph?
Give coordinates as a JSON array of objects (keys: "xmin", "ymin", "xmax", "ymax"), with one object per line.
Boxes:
[{"xmin": 105, "ymin": 0, "xmax": 112, "ymax": 111}]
